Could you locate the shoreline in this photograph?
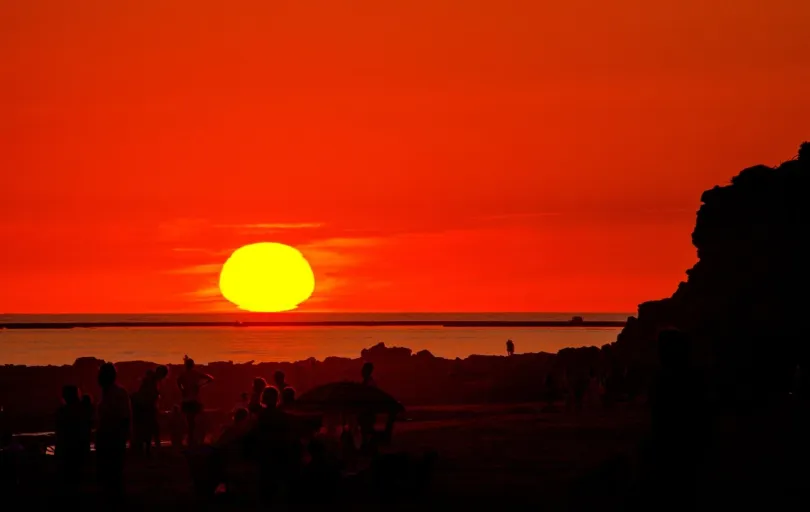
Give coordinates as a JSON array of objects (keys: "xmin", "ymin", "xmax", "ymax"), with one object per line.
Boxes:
[{"xmin": 0, "ymin": 342, "xmax": 618, "ymax": 434}]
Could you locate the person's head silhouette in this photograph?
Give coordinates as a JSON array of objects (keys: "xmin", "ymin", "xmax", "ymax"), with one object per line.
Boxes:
[
  {"xmin": 282, "ymin": 386, "xmax": 296, "ymax": 405},
  {"xmin": 273, "ymin": 370, "xmax": 286, "ymax": 389},
  {"xmin": 62, "ymin": 385, "xmax": 81, "ymax": 405},
  {"xmin": 261, "ymin": 387, "xmax": 279, "ymax": 409},
  {"xmin": 183, "ymin": 356, "xmax": 195, "ymax": 370},
  {"xmin": 155, "ymin": 365, "xmax": 169, "ymax": 379},
  {"xmin": 98, "ymin": 362, "xmax": 117, "ymax": 390},
  {"xmin": 253, "ymin": 377, "xmax": 267, "ymax": 393}
]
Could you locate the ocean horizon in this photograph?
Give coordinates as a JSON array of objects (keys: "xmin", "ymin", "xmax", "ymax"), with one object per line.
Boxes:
[
  {"xmin": 0, "ymin": 312, "xmax": 631, "ymax": 366},
  {"xmin": 0, "ymin": 312, "xmax": 632, "ymax": 322}
]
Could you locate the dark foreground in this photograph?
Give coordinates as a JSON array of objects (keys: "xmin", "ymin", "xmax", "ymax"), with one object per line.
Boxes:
[
  {"xmin": 5, "ymin": 398, "xmax": 810, "ymax": 510},
  {"xmin": 7, "ymin": 402, "xmax": 647, "ymax": 509}
]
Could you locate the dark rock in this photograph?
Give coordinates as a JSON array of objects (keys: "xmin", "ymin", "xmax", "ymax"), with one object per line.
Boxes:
[
  {"xmin": 610, "ymin": 142, "xmax": 810, "ymax": 401},
  {"xmin": 414, "ymin": 349, "xmax": 436, "ymax": 359},
  {"xmin": 73, "ymin": 356, "xmax": 104, "ymax": 368},
  {"xmin": 361, "ymin": 343, "xmax": 413, "ymax": 362}
]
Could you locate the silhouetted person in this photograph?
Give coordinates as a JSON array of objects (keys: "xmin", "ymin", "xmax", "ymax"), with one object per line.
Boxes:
[
  {"xmin": 361, "ymin": 362, "xmax": 376, "ymax": 387},
  {"xmin": 132, "ymin": 365, "xmax": 168, "ymax": 455},
  {"xmin": 55, "ymin": 385, "xmax": 89, "ymax": 495},
  {"xmin": 177, "ymin": 356, "xmax": 213, "ymax": 446},
  {"xmin": 361, "ymin": 362, "xmax": 399, "ymax": 444},
  {"xmin": 96, "ymin": 362, "xmax": 131, "ymax": 502},
  {"xmin": 646, "ymin": 329, "xmax": 708, "ymax": 509},
  {"xmin": 506, "ymin": 339, "xmax": 515, "ymax": 356},
  {"xmin": 568, "ymin": 370, "xmax": 587, "ymax": 412},
  {"xmin": 278, "ymin": 386, "xmax": 304, "ymax": 472},
  {"xmin": 248, "ymin": 377, "xmax": 267, "ymax": 414},
  {"xmin": 257, "ymin": 385, "xmax": 285, "ymax": 427},
  {"xmin": 273, "ymin": 370, "xmax": 289, "ymax": 406},
  {"xmin": 359, "ymin": 362, "xmax": 378, "ymax": 449},
  {"xmin": 281, "ymin": 387, "xmax": 296, "ymax": 410},
  {"xmin": 255, "ymin": 387, "xmax": 292, "ymax": 502}
]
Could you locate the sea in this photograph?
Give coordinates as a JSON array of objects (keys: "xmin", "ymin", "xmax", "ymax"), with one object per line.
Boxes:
[{"xmin": 0, "ymin": 313, "xmax": 630, "ymax": 366}]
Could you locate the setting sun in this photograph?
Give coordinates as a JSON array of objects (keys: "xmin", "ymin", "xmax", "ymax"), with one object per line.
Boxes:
[{"xmin": 218, "ymin": 242, "xmax": 315, "ymax": 312}]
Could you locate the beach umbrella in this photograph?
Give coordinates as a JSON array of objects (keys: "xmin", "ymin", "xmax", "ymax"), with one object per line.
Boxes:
[{"xmin": 291, "ymin": 381, "xmax": 404, "ymax": 414}]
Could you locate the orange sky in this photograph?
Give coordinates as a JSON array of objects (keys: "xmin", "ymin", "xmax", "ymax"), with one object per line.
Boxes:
[{"xmin": 2, "ymin": 1, "xmax": 809, "ymax": 313}]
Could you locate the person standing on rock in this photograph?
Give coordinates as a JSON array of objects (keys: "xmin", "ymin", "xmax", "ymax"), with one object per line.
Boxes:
[
  {"xmin": 177, "ymin": 355, "xmax": 214, "ymax": 446},
  {"xmin": 506, "ymin": 339, "xmax": 515, "ymax": 356}
]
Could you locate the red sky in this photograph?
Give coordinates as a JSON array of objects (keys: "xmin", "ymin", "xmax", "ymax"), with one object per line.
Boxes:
[{"xmin": 2, "ymin": 1, "xmax": 809, "ymax": 313}]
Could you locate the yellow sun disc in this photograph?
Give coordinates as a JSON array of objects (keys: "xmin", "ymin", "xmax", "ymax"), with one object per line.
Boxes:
[{"xmin": 218, "ymin": 242, "xmax": 315, "ymax": 312}]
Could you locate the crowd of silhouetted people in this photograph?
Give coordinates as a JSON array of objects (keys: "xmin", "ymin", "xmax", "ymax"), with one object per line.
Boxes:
[{"xmin": 0, "ymin": 353, "xmax": 431, "ymax": 507}]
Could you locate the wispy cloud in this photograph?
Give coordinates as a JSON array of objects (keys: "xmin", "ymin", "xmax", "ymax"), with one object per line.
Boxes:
[
  {"xmin": 166, "ymin": 264, "xmax": 222, "ymax": 275},
  {"xmin": 172, "ymin": 248, "xmax": 207, "ymax": 253},
  {"xmin": 303, "ymin": 237, "xmax": 382, "ymax": 249},
  {"xmin": 298, "ymin": 237, "xmax": 381, "ymax": 272},
  {"xmin": 212, "ymin": 222, "xmax": 324, "ymax": 230},
  {"xmin": 172, "ymin": 247, "xmax": 222, "ymax": 254},
  {"xmin": 184, "ymin": 286, "xmax": 222, "ymax": 299},
  {"xmin": 181, "ymin": 288, "xmax": 235, "ymax": 312}
]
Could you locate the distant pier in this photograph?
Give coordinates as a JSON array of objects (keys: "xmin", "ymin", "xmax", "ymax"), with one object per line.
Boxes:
[{"xmin": 0, "ymin": 319, "xmax": 627, "ymax": 329}]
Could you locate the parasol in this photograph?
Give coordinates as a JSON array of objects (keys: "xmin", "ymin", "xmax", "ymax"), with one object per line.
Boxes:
[{"xmin": 290, "ymin": 381, "xmax": 404, "ymax": 414}]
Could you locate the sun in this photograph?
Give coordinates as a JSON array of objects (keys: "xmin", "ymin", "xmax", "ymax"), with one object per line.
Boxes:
[{"xmin": 219, "ymin": 242, "xmax": 315, "ymax": 312}]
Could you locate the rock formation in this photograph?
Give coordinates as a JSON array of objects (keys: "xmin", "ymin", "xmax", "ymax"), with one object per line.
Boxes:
[{"xmin": 611, "ymin": 142, "xmax": 810, "ymax": 399}]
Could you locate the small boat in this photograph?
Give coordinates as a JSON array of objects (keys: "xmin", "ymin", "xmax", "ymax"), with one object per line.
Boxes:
[{"xmin": 570, "ymin": 316, "xmax": 584, "ymax": 325}]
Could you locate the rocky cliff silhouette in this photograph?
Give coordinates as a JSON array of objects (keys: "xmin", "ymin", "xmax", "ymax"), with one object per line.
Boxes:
[{"xmin": 612, "ymin": 142, "xmax": 810, "ymax": 401}]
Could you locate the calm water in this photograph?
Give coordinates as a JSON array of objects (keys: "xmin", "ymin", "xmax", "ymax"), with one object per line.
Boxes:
[{"xmin": 0, "ymin": 313, "xmax": 629, "ymax": 366}]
